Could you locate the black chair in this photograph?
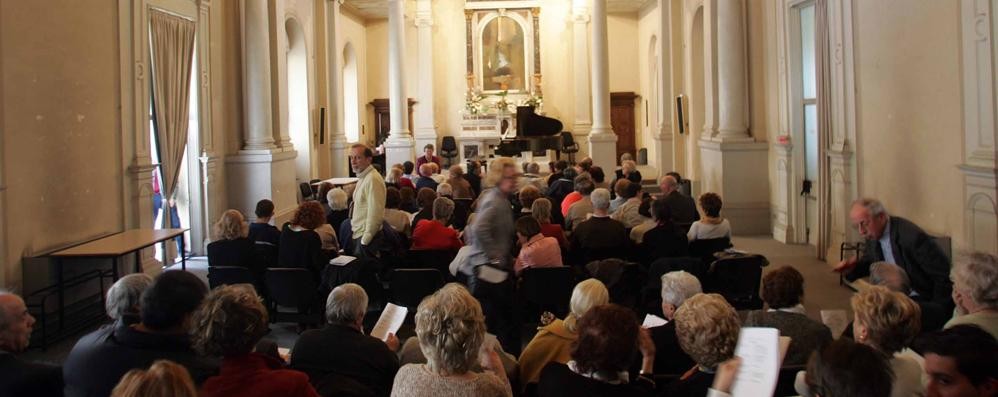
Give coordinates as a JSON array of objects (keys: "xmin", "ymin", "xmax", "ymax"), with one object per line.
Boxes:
[
  {"xmin": 264, "ymin": 268, "xmax": 323, "ymax": 326},
  {"xmin": 689, "ymin": 237, "xmax": 733, "ymax": 265},
  {"xmin": 520, "ymin": 267, "xmax": 575, "ymax": 318},
  {"xmin": 560, "ymin": 132, "xmax": 579, "ymax": 164},
  {"xmin": 404, "ymin": 249, "xmax": 459, "ymax": 282},
  {"xmin": 207, "ymin": 266, "xmax": 255, "ymax": 289},
  {"xmin": 440, "ymin": 136, "xmax": 459, "ymax": 168},
  {"xmin": 298, "ymin": 182, "xmax": 314, "ymax": 202},
  {"xmin": 389, "ymin": 268, "xmax": 445, "ymax": 310},
  {"xmin": 706, "ymin": 255, "xmax": 766, "ymax": 311}
]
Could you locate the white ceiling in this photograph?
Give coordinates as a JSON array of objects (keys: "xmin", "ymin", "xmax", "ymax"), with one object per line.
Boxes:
[{"xmin": 341, "ymin": 0, "xmax": 655, "ymax": 20}]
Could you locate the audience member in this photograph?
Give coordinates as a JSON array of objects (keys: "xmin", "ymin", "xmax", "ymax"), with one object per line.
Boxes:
[
  {"xmin": 743, "ymin": 266, "xmax": 832, "ymax": 366},
  {"xmin": 384, "ymin": 187, "xmax": 413, "ymax": 237},
  {"xmin": 639, "ymin": 198, "xmax": 689, "ymax": 263},
  {"xmin": 513, "ymin": 216, "xmax": 562, "ymax": 275},
  {"xmin": 402, "ymin": 161, "xmax": 416, "ymax": 181},
  {"xmin": 351, "ymin": 143, "xmax": 388, "ymax": 258},
  {"xmin": 870, "ymin": 261, "xmax": 949, "ymax": 333},
  {"xmin": 915, "ymin": 325, "xmax": 998, "ymax": 397},
  {"xmin": 325, "ymin": 188, "xmax": 351, "ymax": 230},
  {"xmin": 415, "ymin": 144, "xmax": 441, "ymax": 173},
  {"xmin": 207, "ymin": 209, "xmax": 253, "ymax": 268},
  {"xmin": 576, "ymin": 157, "xmax": 593, "ymax": 176},
  {"xmin": 536, "ymin": 304, "xmax": 656, "ymax": 397},
  {"xmin": 564, "ymin": 175, "xmax": 596, "ymax": 230},
  {"xmin": 659, "ymin": 175, "xmax": 700, "ymax": 230},
  {"xmin": 316, "ymin": 182, "xmax": 334, "ymax": 214},
  {"xmin": 386, "ymin": 167, "xmax": 413, "ymax": 190},
  {"xmin": 279, "ymin": 201, "xmax": 328, "ymax": 277},
  {"xmin": 517, "ymin": 185, "xmax": 541, "ymax": 219},
  {"xmin": 415, "ymin": 164, "xmax": 439, "ymax": 191},
  {"xmin": 522, "ymin": 162, "xmax": 546, "ymax": 191},
  {"xmin": 390, "ymin": 284, "xmax": 512, "ymax": 397},
  {"xmin": 411, "ymin": 197, "xmax": 463, "ymax": 251},
  {"xmin": 436, "ymin": 182, "xmax": 453, "ymax": 199},
  {"xmin": 610, "ymin": 180, "xmax": 645, "ymax": 228},
  {"xmin": 69, "ymin": 274, "xmax": 155, "ymax": 359},
  {"xmin": 666, "ymin": 293, "xmax": 739, "ymax": 397},
  {"xmin": 758, "ymin": 339, "xmax": 893, "ymax": 397},
  {"xmin": 546, "ymin": 167, "xmax": 578, "ymax": 213},
  {"xmin": 835, "ymin": 198, "xmax": 953, "ymax": 311},
  {"xmin": 63, "ymin": 271, "xmax": 216, "ymax": 397},
  {"xmin": 192, "ymin": 285, "xmax": 319, "ymax": 397},
  {"xmin": 518, "ymin": 279, "xmax": 609, "ymax": 389},
  {"xmin": 531, "ymin": 198, "xmax": 568, "ymax": 250},
  {"xmin": 466, "ymin": 160, "xmax": 483, "ymax": 197},
  {"xmin": 0, "ymin": 290, "xmax": 62, "ymax": 397},
  {"xmin": 410, "ymin": 187, "xmax": 438, "ymax": 230},
  {"xmin": 589, "ymin": 166, "xmax": 608, "ymax": 190},
  {"xmin": 629, "ymin": 197, "xmax": 657, "ymax": 244},
  {"xmin": 430, "ymin": 163, "xmax": 447, "ymax": 184},
  {"xmin": 946, "ymin": 252, "xmax": 998, "ymax": 338},
  {"xmin": 399, "ymin": 186, "xmax": 419, "ymax": 213},
  {"xmin": 650, "ymin": 271, "xmax": 700, "ymax": 375},
  {"xmin": 687, "ymin": 192, "xmax": 732, "ymax": 241},
  {"xmin": 248, "ymin": 199, "xmax": 281, "ymax": 246},
  {"xmin": 570, "ymin": 188, "xmax": 629, "ymax": 264},
  {"xmin": 446, "ymin": 165, "xmax": 473, "ymax": 199},
  {"xmin": 547, "ymin": 160, "xmax": 568, "ymax": 187},
  {"xmin": 110, "ymin": 360, "xmax": 197, "ymax": 397},
  {"xmin": 609, "ymin": 179, "xmax": 629, "ymax": 213},
  {"xmin": 292, "ymin": 284, "xmax": 399, "ymax": 397},
  {"xmin": 613, "ymin": 159, "xmax": 642, "ymax": 188}
]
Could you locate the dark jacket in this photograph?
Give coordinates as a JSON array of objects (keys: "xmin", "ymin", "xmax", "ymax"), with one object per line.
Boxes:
[
  {"xmin": 663, "ymin": 191, "xmax": 701, "ymax": 227},
  {"xmin": 290, "ymin": 324, "xmax": 399, "ymax": 397},
  {"xmin": 206, "ymin": 237, "xmax": 254, "ymax": 268},
  {"xmin": 846, "ymin": 216, "xmax": 953, "ymax": 310},
  {"xmin": 639, "ymin": 222, "xmax": 689, "ymax": 264},
  {"xmin": 651, "ymin": 321, "xmax": 696, "ymax": 375},
  {"xmin": 278, "ymin": 223, "xmax": 326, "ymax": 278},
  {"xmin": 63, "ymin": 324, "xmax": 218, "ymax": 397},
  {"xmin": 0, "ymin": 351, "xmax": 63, "ymax": 397},
  {"xmin": 665, "ymin": 369, "xmax": 715, "ymax": 397},
  {"xmin": 743, "ymin": 310, "xmax": 833, "ymax": 366},
  {"xmin": 570, "ymin": 217, "xmax": 630, "ymax": 264},
  {"xmin": 201, "ymin": 353, "xmax": 318, "ymax": 397},
  {"xmin": 326, "ymin": 209, "xmax": 351, "ymax": 231},
  {"xmin": 247, "ymin": 223, "xmax": 281, "ymax": 246},
  {"xmin": 537, "ymin": 362, "xmax": 654, "ymax": 397},
  {"xmin": 414, "ymin": 177, "xmax": 438, "ymax": 192}
]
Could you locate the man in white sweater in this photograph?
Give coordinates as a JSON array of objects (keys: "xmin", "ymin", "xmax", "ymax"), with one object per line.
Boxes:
[{"xmin": 350, "ymin": 144, "xmax": 386, "ymax": 258}]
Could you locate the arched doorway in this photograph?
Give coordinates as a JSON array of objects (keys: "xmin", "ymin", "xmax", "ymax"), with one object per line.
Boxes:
[
  {"xmin": 286, "ymin": 18, "xmax": 312, "ymax": 182},
  {"xmin": 343, "ymin": 42, "xmax": 360, "ymax": 143}
]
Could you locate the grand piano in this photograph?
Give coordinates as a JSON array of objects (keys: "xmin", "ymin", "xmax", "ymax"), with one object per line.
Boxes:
[{"xmin": 493, "ymin": 106, "xmax": 566, "ymax": 157}]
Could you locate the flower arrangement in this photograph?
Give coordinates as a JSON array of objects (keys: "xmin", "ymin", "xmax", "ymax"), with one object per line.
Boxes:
[
  {"xmin": 493, "ymin": 90, "xmax": 512, "ymax": 113},
  {"xmin": 520, "ymin": 92, "xmax": 543, "ymax": 109},
  {"xmin": 464, "ymin": 89, "xmax": 487, "ymax": 115}
]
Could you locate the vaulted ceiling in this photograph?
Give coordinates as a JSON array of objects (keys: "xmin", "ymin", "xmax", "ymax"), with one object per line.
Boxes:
[{"xmin": 341, "ymin": 0, "xmax": 655, "ymax": 20}]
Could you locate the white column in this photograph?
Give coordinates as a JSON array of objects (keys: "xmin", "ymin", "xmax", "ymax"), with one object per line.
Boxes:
[
  {"xmin": 385, "ymin": 0, "xmax": 414, "ymax": 169},
  {"xmin": 587, "ymin": 0, "xmax": 617, "ymax": 170},
  {"xmin": 572, "ymin": 0, "xmax": 592, "ymax": 153},
  {"xmin": 242, "ymin": 0, "xmax": 276, "ymax": 150},
  {"xmin": 326, "ymin": 0, "xmax": 349, "ymax": 177},
  {"xmin": 412, "ymin": 0, "xmax": 437, "ymax": 152},
  {"xmin": 652, "ymin": 0, "xmax": 674, "ymax": 177},
  {"xmin": 273, "ymin": 1, "xmax": 292, "ymax": 149},
  {"xmin": 714, "ymin": 0, "xmax": 750, "ymax": 141}
]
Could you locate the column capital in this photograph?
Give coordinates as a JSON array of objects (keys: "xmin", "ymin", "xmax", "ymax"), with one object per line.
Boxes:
[{"xmin": 415, "ymin": 0, "xmax": 433, "ymax": 27}]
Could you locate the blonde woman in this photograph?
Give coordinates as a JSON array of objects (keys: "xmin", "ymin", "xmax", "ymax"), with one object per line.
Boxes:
[
  {"xmin": 391, "ymin": 284, "xmax": 512, "ymax": 397},
  {"xmin": 207, "ymin": 209, "xmax": 252, "ymax": 268},
  {"xmin": 666, "ymin": 293, "xmax": 740, "ymax": 397},
  {"xmin": 110, "ymin": 360, "xmax": 197, "ymax": 397},
  {"xmin": 518, "ymin": 279, "xmax": 609, "ymax": 390}
]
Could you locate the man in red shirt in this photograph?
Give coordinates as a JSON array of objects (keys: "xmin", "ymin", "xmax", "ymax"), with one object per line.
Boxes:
[
  {"xmin": 414, "ymin": 144, "xmax": 441, "ymax": 174},
  {"xmin": 410, "ymin": 197, "xmax": 463, "ymax": 251}
]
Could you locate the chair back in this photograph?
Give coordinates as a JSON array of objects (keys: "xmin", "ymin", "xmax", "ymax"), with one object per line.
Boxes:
[
  {"xmin": 207, "ymin": 266, "xmax": 254, "ymax": 289},
  {"xmin": 389, "ymin": 268, "xmax": 445, "ymax": 309},
  {"xmin": 299, "ymin": 182, "xmax": 314, "ymax": 202},
  {"xmin": 441, "ymin": 136, "xmax": 458, "ymax": 152},
  {"xmin": 404, "ymin": 249, "xmax": 459, "ymax": 279},
  {"xmin": 264, "ymin": 268, "xmax": 318, "ymax": 307},
  {"xmin": 707, "ymin": 255, "xmax": 766, "ymax": 310},
  {"xmin": 520, "ymin": 267, "xmax": 575, "ymax": 318},
  {"xmin": 689, "ymin": 237, "xmax": 733, "ymax": 265}
]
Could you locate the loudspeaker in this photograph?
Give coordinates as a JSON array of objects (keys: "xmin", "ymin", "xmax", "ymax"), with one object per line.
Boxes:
[
  {"xmin": 676, "ymin": 95, "xmax": 686, "ymax": 134},
  {"xmin": 319, "ymin": 107, "xmax": 326, "ymax": 144}
]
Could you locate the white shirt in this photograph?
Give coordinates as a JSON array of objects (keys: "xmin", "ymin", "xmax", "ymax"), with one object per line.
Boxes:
[
  {"xmin": 879, "ymin": 218, "xmax": 897, "ymax": 264},
  {"xmin": 687, "ymin": 218, "xmax": 732, "ymax": 241}
]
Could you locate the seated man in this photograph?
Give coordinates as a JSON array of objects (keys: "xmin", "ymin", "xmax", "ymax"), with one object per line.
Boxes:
[
  {"xmin": 247, "ymin": 199, "xmax": 281, "ymax": 247},
  {"xmin": 410, "ymin": 197, "xmax": 463, "ymax": 251},
  {"xmin": 870, "ymin": 261, "xmax": 950, "ymax": 333},
  {"xmin": 514, "ymin": 216, "xmax": 563, "ymax": 275},
  {"xmin": 0, "ymin": 291, "xmax": 63, "ymax": 397},
  {"xmin": 290, "ymin": 284, "xmax": 400, "ymax": 397},
  {"xmin": 564, "ymin": 175, "xmax": 596, "ymax": 231},
  {"xmin": 915, "ymin": 325, "xmax": 998, "ymax": 397},
  {"xmin": 414, "ymin": 163, "xmax": 438, "ymax": 192},
  {"xmin": 835, "ymin": 198, "xmax": 953, "ymax": 311},
  {"xmin": 659, "ymin": 175, "xmax": 700, "ymax": 230},
  {"xmin": 63, "ymin": 271, "xmax": 217, "ymax": 397},
  {"xmin": 651, "ymin": 271, "xmax": 700, "ymax": 375},
  {"xmin": 69, "ymin": 274, "xmax": 154, "ymax": 354},
  {"xmin": 742, "ymin": 266, "xmax": 832, "ymax": 366},
  {"xmin": 570, "ymin": 188, "xmax": 629, "ymax": 264}
]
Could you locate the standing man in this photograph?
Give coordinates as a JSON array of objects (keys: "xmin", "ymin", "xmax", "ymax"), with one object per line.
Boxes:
[
  {"xmin": 415, "ymin": 144, "xmax": 441, "ymax": 173},
  {"xmin": 0, "ymin": 291, "xmax": 62, "ymax": 396},
  {"xmin": 834, "ymin": 198, "xmax": 953, "ymax": 310},
  {"xmin": 659, "ymin": 175, "xmax": 700, "ymax": 230},
  {"xmin": 350, "ymin": 144, "xmax": 387, "ymax": 258}
]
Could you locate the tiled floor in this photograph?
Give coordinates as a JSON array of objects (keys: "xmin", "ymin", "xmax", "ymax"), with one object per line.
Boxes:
[{"xmin": 21, "ymin": 236, "xmax": 858, "ymax": 364}]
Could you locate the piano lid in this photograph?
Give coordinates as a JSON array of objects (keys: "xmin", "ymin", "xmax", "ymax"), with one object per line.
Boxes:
[{"xmin": 516, "ymin": 106, "xmax": 562, "ymax": 137}]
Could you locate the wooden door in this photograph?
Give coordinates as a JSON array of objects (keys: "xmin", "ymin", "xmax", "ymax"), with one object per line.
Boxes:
[
  {"xmin": 610, "ymin": 92, "xmax": 638, "ymax": 160},
  {"xmin": 369, "ymin": 98, "xmax": 416, "ymax": 147}
]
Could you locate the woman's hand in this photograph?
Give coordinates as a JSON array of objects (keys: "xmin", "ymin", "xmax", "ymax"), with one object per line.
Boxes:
[
  {"xmin": 711, "ymin": 357, "xmax": 742, "ymax": 394},
  {"xmin": 638, "ymin": 327, "xmax": 656, "ymax": 374}
]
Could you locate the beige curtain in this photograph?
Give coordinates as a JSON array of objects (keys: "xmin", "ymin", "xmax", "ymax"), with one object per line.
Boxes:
[
  {"xmin": 150, "ymin": 10, "xmax": 196, "ymax": 229},
  {"xmin": 815, "ymin": 0, "xmax": 831, "ymax": 259}
]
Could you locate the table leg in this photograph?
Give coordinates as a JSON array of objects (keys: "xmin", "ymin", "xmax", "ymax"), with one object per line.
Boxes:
[
  {"xmin": 112, "ymin": 256, "xmax": 119, "ymax": 282},
  {"xmin": 180, "ymin": 237, "xmax": 186, "ymax": 271},
  {"xmin": 56, "ymin": 258, "xmax": 64, "ymax": 333},
  {"xmin": 134, "ymin": 249, "xmax": 142, "ymax": 274}
]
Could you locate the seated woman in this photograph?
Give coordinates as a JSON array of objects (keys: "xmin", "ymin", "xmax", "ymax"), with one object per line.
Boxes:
[
  {"xmin": 612, "ymin": 158, "xmax": 642, "ymax": 187},
  {"xmin": 519, "ymin": 279, "xmax": 608, "ymax": 390},
  {"xmin": 536, "ymin": 304, "xmax": 656, "ymax": 397},
  {"xmin": 639, "ymin": 198, "xmax": 689, "ymax": 263},
  {"xmin": 386, "ymin": 166, "xmax": 414, "ymax": 190},
  {"xmin": 516, "ymin": 186, "xmax": 541, "ymax": 220},
  {"xmin": 316, "ymin": 182, "xmax": 334, "ymax": 215},
  {"xmin": 384, "ymin": 187, "xmax": 413, "ymax": 237},
  {"xmin": 610, "ymin": 180, "xmax": 645, "ymax": 228},
  {"xmin": 795, "ymin": 286, "xmax": 925, "ymax": 397},
  {"xmin": 531, "ymin": 198, "xmax": 568, "ymax": 251},
  {"xmin": 410, "ymin": 188, "xmax": 438, "ymax": 230},
  {"xmin": 279, "ymin": 201, "xmax": 328, "ymax": 277},
  {"xmin": 629, "ymin": 197, "xmax": 657, "ymax": 244},
  {"xmin": 325, "ymin": 188, "xmax": 351, "ymax": 231},
  {"xmin": 447, "ymin": 165, "xmax": 474, "ymax": 199},
  {"xmin": 391, "ymin": 284, "xmax": 512, "ymax": 397},
  {"xmin": 666, "ymin": 293, "xmax": 739, "ymax": 397},
  {"xmin": 513, "ymin": 216, "xmax": 562, "ymax": 276},
  {"xmin": 946, "ymin": 252, "xmax": 998, "ymax": 338},
  {"xmin": 687, "ymin": 193, "xmax": 732, "ymax": 242},
  {"xmin": 111, "ymin": 360, "xmax": 198, "ymax": 397},
  {"xmin": 207, "ymin": 209, "xmax": 253, "ymax": 268},
  {"xmin": 411, "ymin": 197, "xmax": 463, "ymax": 251},
  {"xmin": 399, "ymin": 186, "xmax": 420, "ymax": 213},
  {"xmin": 743, "ymin": 266, "xmax": 832, "ymax": 366},
  {"xmin": 191, "ymin": 285, "xmax": 319, "ymax": 397}
]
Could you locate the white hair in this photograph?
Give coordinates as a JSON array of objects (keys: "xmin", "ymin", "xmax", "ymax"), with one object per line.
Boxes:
[
  {"xmin": 325, "ymin": 283, "xmax": 368, "ymax": 324},
  {"xmin": 852, "ymin": 197, "xmax": 887, "ymax": 217},
  {"xmin": 869, "ymin": 262, "xmax": 911, "ymax": 295},
  {"xmin": 660, "ymin": 175, "xmax": 678, "ymax": 189},
  {"xmin": 951, "ymin": 252, "xmax": 998, "ymax": 309},
  {"xmin": 436, "ymin": 182, "xmax": 453, "ymax": 197},
  {"xmin": 590, "ymin": 188, "xmax": 611, "ymax": 210},
  {"xmin": 106, "ymin": 273, "xmax": 154, "ymax": 320},
  {"xmin": 565, "ymin": 279, "xmax": 609, "ymax": 332},
  {"xmin": 327, "ymin": 188, "xmax": 349, "ymax": 210},
  {"xmin": 661, "ymin": 271, "xmax": 702, "ymax": 307}
]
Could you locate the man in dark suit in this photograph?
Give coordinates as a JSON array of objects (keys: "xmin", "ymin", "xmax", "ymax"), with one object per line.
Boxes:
[
  {"xmin": 659, "ymin": 175, "xmax": 700, "ymax": 230},
  {"xmin": 835, "ymin": 198, "xmax": 953, "ymax": 311},
  {"xmin": 0, "ymin": 291, "xmax": 63, "ymax": 397}
]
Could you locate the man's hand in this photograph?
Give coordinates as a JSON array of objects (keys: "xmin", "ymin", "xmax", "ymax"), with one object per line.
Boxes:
[
  {"xmin": 384, "ymin": 332, "xmax": 400, "ymax": 352},
  {"xmin": 833, "ymin": 256, "xmax": 858, "ymax": 273},
  {"xmin": 711, "ymin": 358, "xmax": 742, "ymax": 394}
]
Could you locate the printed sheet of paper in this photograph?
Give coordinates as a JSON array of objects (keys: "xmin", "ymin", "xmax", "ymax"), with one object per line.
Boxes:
[
  {"xmin": 329, "ymin": 255, "xmax": 357, "ymax": 266},
  {"xmin": 731, "ymin": 327, "xmax": 781, "ymax": 397},
  {"xmin": 370, "ymin": 303, "xmax": 407, "ymax": 341},
  {"xmin": 277, "ymin": 347, "xmax": 291, "ymax": 364},
  {"xmin": 821, "ymin": 310, "xmax": 850, "ymax": 339},
  {"xmin": 642, "ymin": 314, "xmax": 669, "ymax": 328}
]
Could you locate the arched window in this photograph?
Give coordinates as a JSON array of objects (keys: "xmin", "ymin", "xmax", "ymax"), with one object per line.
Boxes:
[
  {"xmin": 286, "ymin": 18, "xmax": 311, "ymax": 181},
  {"xmin": 343, "ymin": 42, "xmax": 360, "ymax": 143}
]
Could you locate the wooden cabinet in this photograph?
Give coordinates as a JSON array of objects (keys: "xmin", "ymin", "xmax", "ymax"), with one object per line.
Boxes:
[
  {"xmin": 610, "ymin": 92, "xmax": 638, "ymax": 160},
  {"xmin": 369, "ymin": 98, "xmax": 415, "ymax": 147}
]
